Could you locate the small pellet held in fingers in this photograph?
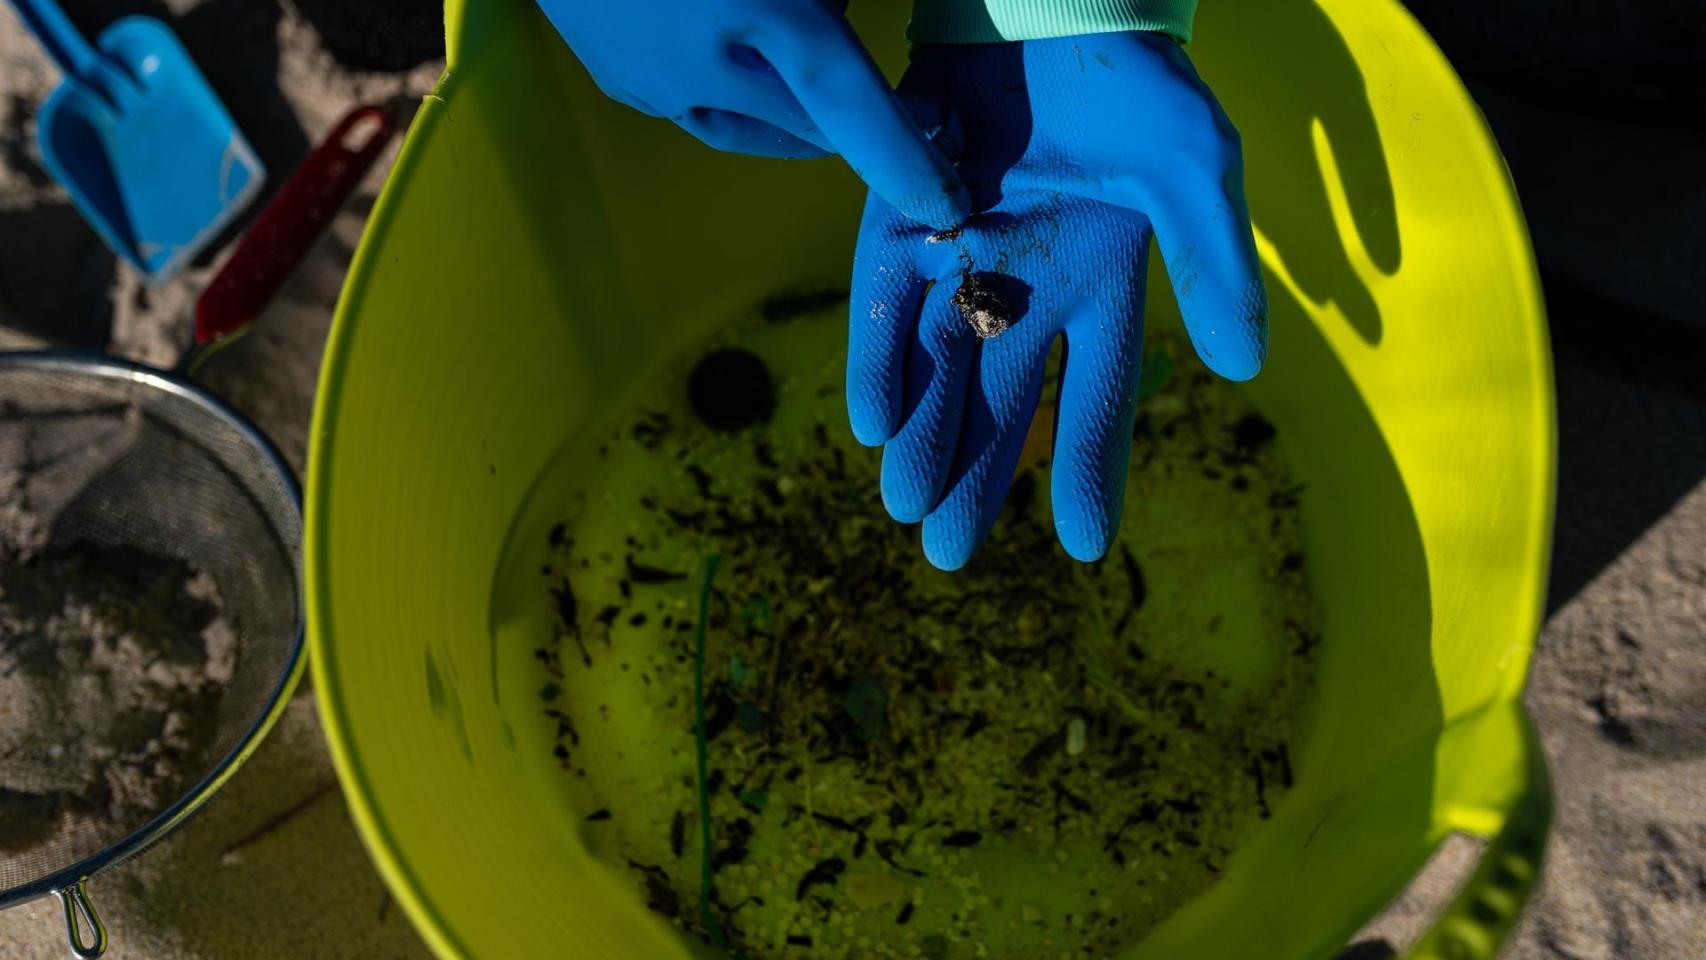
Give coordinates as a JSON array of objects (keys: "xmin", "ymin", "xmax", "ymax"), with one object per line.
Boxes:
[{"xmin": 952, "ymin": 273, "xmax": 1017, "ymax": 339}]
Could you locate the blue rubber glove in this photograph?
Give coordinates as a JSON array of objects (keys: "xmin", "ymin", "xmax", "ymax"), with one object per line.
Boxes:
[
  {"xmin": 535, "ymin": 0, "xmax": 970, "ymax": 230},
  {"xmin": 848, "ymin": 33, "xmax": 1267, "ymax": 570}
]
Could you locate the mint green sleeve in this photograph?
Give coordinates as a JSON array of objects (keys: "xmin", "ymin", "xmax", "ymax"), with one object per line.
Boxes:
[{"xmin": 906, "ymin": 0, "xmax": 1198, "ymax": 43}]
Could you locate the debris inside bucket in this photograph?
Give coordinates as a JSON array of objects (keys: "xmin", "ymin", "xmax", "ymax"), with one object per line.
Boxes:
[
  {"xmin": 0, "ymin": 536, "xmax": 235, "ymax": 853},
  {"xmin": 536, "ymin": 307, "xmax": 1318, "ymax": 959}
]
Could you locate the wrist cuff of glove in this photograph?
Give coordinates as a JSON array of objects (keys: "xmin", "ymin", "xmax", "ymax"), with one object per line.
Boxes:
[{"xmin": 907, "ymin": 0, "xmax": 1197, "ymax": 44}]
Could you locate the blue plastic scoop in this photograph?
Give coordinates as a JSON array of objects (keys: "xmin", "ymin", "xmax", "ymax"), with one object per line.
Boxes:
[{"xmin": 8, "ymin": 0, "xmax": 265, "ymax": 282}]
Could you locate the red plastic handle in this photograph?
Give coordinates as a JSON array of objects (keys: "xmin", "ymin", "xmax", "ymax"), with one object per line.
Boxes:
[{"xmin": 194, "ymin": 105, "xmax": 396, "ymax": 344}]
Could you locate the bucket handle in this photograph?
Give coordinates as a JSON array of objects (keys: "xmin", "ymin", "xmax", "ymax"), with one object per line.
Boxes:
[
  {"xmin": 1402, "ymin": 716, "xmax": 1552, "ymax": 960},
  {"xmin": 55, "ymin": 878, "xmax": 107, "ymax": 959}
]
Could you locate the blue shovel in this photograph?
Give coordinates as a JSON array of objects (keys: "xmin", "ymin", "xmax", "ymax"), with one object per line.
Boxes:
[{"xmin": 8, "ymin": 0, "xmax": 265, "ymax": 282}]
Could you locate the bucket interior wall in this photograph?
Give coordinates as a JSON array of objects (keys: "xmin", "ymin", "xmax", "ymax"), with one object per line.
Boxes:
[{"xmin": 306, "ymin": 0, "xmax": 1552, "ymax": 957}]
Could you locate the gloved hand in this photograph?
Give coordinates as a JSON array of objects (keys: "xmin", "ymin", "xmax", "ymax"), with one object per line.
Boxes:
[
  {"xmin": 535, "ymin": 0, "xmax": 970, "ymax": 230},
  {"xmin": 848, "ymin": 32, "xmax": 1267, "ymax": 570}
]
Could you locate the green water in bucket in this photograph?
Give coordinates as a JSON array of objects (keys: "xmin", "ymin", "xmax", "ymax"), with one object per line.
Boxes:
[{"xmin": 510, "ymin": 307, "xmax": 1322, "ymax": 959}]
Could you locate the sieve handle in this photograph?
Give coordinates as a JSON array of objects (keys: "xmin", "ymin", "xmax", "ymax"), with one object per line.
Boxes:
[
  {"xmin": 193, "ymin": 104, "xmax": 398, "ymax": 346},
  {"xmin": 54, "ymin": 878, "xmax": 107, "ymax": 959},
  {"xmin": 1401, "ymin": 717, "xmax": 1552, "ymax": 960}
]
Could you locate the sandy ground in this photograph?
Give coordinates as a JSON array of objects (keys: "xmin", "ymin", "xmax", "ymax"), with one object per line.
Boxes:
[
  {"xmin": 1, "ymin": 1, "xmax": 1702, "ymax": 958},
  {"xmin": 1, "ymin": 2, "xmax": 441, "ymax": 957}
]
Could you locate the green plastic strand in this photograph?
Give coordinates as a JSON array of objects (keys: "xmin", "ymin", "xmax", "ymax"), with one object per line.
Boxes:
[{"xmin": 693, "ymin": 554, "xmax": 749, "ymax": 958}]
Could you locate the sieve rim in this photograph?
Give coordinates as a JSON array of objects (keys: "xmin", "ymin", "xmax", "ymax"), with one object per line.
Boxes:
[{"xmin": 0, "ymin": 350, "xmax": 308, "ymax": 909}]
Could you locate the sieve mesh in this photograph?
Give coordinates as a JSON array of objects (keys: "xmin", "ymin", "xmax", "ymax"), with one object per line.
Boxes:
[{"xmin": 0, "ymin": 355, "xmax": 302, "ymax": 905}]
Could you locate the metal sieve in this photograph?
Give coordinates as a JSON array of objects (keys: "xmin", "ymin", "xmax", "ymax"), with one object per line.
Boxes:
[{"xmin": 0, "ymin": 354, "xmax": 303, "ymax": 957}]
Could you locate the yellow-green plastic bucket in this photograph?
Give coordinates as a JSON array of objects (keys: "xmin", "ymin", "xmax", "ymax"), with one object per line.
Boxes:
[{"xmin": 306, "ymin": 0, "xmax": 1555, "ymax": 957}]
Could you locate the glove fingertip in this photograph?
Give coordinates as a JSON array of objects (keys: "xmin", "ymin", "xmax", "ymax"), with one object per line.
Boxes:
[
  {"xmin": 895, "ymin": 186, "xmax": 970, "ymax": 233},
  {"xmin": 882, "ymin": 489, "xmax": 932, "ymax": 526},
  {"xmin": 847, "ymin": 396, "xmax": 897, "ymax": 447},
  {"xmin": 921, "ymin": 529, "xmax": 974, "ymax": 572},
  {"xmin": 920, "ymin": 500, "xmax": 983, "ymax": 571},
  {"xmin": 1194, "ymin": 327, "xmax": 1267, "ymax": 382},
  {"xmin": 941, "ymin": 175, "xmax": 972, "ymax": 224},
  {"xmin": 873, "ymin": 152, "xmax": 969, "ymax": 232},
  {"xmin": 1189, "ymin": 287, "xmax": 1269, "ymax": 383},
  {"xmin": 881, "ymin": 453, "xmax": 937, "ymax": 524},
  {"xmin": 1200, "ymin": 348, "xmax": 1262, "ymax": 382},
  {"xmin": 1052, "ymin": 480, "xmax": 1122, "ymax": 564},
  {"xmin": 1057, "ymin": 518, "xmax": 1117, "ymax": 564}
]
